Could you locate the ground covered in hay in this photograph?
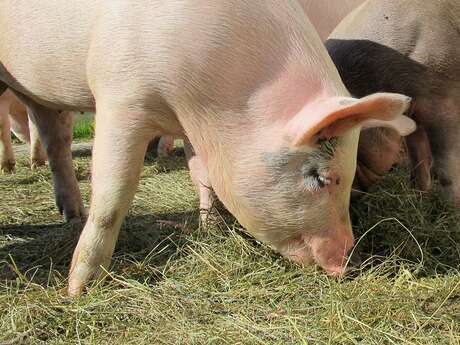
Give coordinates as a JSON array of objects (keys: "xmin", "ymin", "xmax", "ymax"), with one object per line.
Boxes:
[{"xmin": 0, "ymin": 142, "xmax": 459, "ymax": 344}]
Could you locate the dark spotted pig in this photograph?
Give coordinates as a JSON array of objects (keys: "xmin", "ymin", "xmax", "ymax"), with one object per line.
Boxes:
[{"xmin": 326, "ymin": 0, "xmax": 460, "ymax": 198}]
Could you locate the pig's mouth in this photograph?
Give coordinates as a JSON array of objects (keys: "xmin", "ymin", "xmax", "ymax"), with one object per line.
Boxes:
[
  {"xmin": 277, "ymin": 233, "xmax": 355, "ymax": 277},
  {"xmin": 276, "ymin": 236, "xmax": 315, "ymax": 266}
]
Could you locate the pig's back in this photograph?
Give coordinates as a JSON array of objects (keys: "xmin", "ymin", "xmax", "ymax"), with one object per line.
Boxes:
[
  {"xmin": 327, "ymin": 0, "xmax": 460, "ymax": 98},
  {"xmin": 0, "ymin": 0, "xmax": 101, "ymax": 110},
  {"xmin": 1, "ymin": 0, "xmax": 343, "ymax": 114},
  {"xmin": 330, "ymin": 0, "xmax": 460, "ymax": 75},
  {"xmin": 86, "ymin": 0, "xmax": 344, "ymax": 116}
]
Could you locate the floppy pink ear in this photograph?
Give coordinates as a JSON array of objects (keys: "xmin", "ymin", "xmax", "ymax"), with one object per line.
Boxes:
[{"xmin": 285, "ymin": 93, "xmax": 414, "ymax": 147}]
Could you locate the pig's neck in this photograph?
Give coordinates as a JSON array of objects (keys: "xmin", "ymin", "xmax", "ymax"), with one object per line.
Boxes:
[{"xmin": 185, "ymin": 80, "xmax": 346, "ymax": 225}]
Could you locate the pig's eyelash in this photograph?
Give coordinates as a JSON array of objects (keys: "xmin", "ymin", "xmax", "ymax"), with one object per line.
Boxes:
[{"xmin": 303, "ymin": 168, "xmax": 331, "ymax": 191}]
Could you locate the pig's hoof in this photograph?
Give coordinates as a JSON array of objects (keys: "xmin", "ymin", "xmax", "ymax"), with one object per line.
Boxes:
[
  {"xmin": 65, "ymin": 213, "xmax": 88, "ymax": 230},
  {"xmin": 68, "ymin": 253, "xmax": 107, "ymax": 296},
  {"xmin": 199, "ymin": 209, "xmax": 218, "ymax": 229},
  {"xmin": 67, "ymin": 216, "xmax": 86, "ymax": 232},
  {"xmin": 67, "ymin": 280, "xmax": 84, "ymax": 296},
  {"xmin": 68, "ymin": 267, "xmax": 97, "ymax": 296},
  {"xmin": 1, "ymin": 159, "xmax": 15, "ymax": 174},
  {"xmin": 63, "ymin": 210, "xmax": 84, "ymax": 222},
  {"xmin": 31, "ymin": 158, "xmax": 47, "ymax": 169},
  {"xmin": 58, "ymin": 199, "xmax": 87, "ymax": 224}
]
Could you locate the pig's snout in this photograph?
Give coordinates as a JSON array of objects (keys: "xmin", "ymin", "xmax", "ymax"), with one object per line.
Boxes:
[
  {"xmin": 308, "ymin": 225, "xmax": 355, "ymax": 276},
  {"xmin": 279, "ymin": 225, "xmax": 355, "ymax": 276}
]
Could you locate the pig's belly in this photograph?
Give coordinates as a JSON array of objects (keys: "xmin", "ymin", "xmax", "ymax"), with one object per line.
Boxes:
[
  {"xmin": 0, "ymin": 0, "xmax": 98, "ymax": 111},
  {"xmin": 0, "ymin": 58, "xmax": 94, "ymax": 112}
]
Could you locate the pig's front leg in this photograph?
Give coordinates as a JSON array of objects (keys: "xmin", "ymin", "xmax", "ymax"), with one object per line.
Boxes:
[
  {"xmin": 157, "ymin": 135, "xmax": 175, "ymax": 158},
  {"xmin": 0, "ymin": 100, "xmax": 15, "ymax": 173},
  {"xmin": 184, "ymin": 139, "xmax": 215, "ymax": 226},
  {"xmin": 27, "ymin": 104, "xmax": 85, "ymax": 221},
  {"xmin": 68, "ymin": 105, "xmax": 152, "ymax": 295},
  {"xmin": 405, "ymin": 126, "xmax": 433, "ymax": 192},
  {"xmin": 28, "ymin": 115, "xmax": 47, "ymax": 168},
  {"xmin": 428, "ymin": 122, "xmax": 460, "ymax": 204}
]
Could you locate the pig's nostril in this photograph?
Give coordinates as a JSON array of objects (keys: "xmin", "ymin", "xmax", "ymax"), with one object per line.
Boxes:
[{"xmin": 347, "ymin": 251, "xmax": 362, "ymax": 269}]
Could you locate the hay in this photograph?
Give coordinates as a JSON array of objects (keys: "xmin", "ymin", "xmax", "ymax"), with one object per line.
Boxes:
[{"xmin": 0, "ymin": 148, "xmax": 459, "ymax": 344}]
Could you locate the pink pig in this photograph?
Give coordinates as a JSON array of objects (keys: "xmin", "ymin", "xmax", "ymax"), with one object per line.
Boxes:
[
  {"xmin": 161, "ymin": 0, "xmax": 370, "ymax": 221},
  {"xmin": 0, "ymin": 0, "xmax": 413, "ymax": 294},
  {"xmin": 0, "ymin": 89, "xmax": 47, "ymax": 172}
]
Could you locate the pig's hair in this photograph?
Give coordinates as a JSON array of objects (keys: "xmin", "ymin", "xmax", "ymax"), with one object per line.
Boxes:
[
  {"xmin": 315, "ymin": 137, "xmax": 338, "ymax": 162},
  {"xmin": 263, "ymin": 137, "xmax": 339, "ymax": 182}
]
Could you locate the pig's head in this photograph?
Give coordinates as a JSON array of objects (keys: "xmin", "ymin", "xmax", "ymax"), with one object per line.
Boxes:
[
  {"xmin": 353, "ymin": 127, "xmax": 405, "ymax": 196},
  {"xmin": 210, "ymin": 93, "xmax": 414, "ymax": 276}
]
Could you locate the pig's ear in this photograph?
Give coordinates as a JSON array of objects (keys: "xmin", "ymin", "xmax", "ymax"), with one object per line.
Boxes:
[
  {"xmin": 361, "ymin": 116, "xmax": 415, "ymax": 136},
  {"xmin": 285, "ymin": 93, "xmax": 414, "ymax": 147}
]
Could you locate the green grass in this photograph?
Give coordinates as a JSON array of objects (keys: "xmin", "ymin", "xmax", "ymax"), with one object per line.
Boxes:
[
  {"xmin": 10, "ymin": 113, "xmax": 94, "ymax": 143},
  {"xmin": 0, "ymin": 148, "xmax": 459, "ymax": 344},
  {"xmin": 73, "ymin": 113, "xmax": 95, "ymax": 140}
]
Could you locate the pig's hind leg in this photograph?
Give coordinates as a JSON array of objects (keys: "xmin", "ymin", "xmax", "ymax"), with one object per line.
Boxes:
[
  {"xmin": 0, "ymin": 101, "xmax": 15, "ymax": 173},
  {"xmin": 184, "ymin": 139, "xmax": 215, "ymax": 226},
  {"xmin": 27, "ymin": 103, "xmax": 85, "ymax": 221},
  {"xmin": 69, "ymin": 103, "xmax": 154, "ymax": 295}
]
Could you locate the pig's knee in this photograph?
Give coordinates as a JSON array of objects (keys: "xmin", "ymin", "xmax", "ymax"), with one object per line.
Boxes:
[
  {"xmin": 45, "ymin": 129, "xmax": 72, "ymax": 158},
  {"xmin": 89, "ymin": 209, "xmax": 120, "ymax": 232},
  {"xmin": 437, "ymin": 169, "xmax": 460, "ymax": 205},
  {"xmin": 157, "ymin": 135, "xmax": 174, "ymax": 158}
]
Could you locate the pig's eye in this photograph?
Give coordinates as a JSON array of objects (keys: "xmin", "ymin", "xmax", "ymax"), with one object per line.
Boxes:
[{"xmin": 304, "ymin": 168, "xmax": 332, "ymax": 190}]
